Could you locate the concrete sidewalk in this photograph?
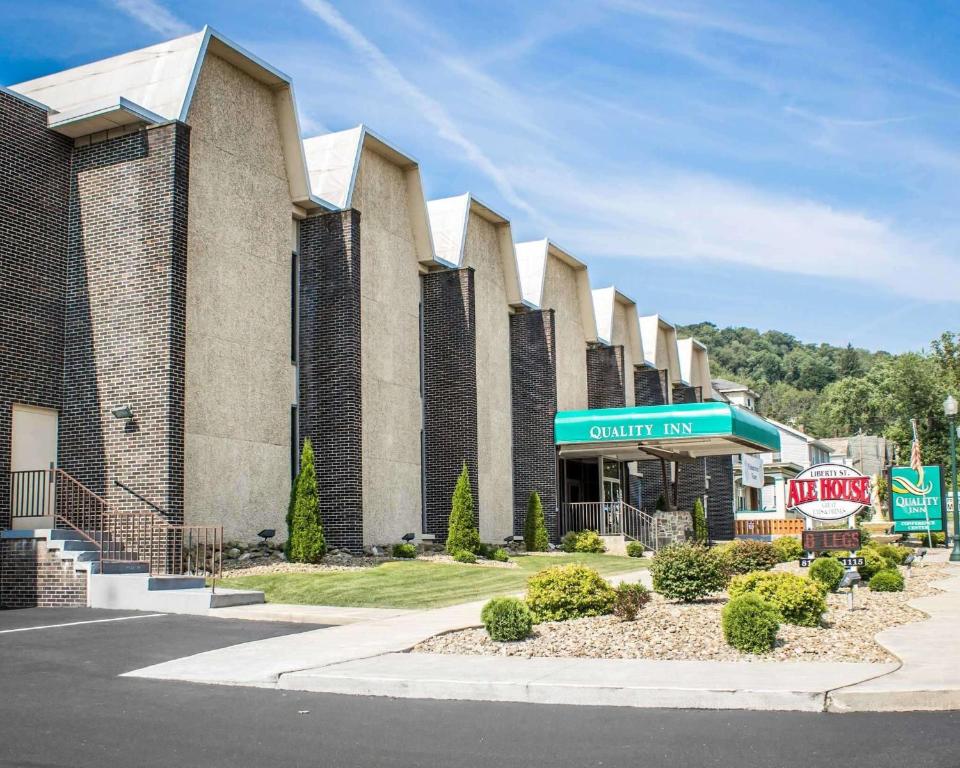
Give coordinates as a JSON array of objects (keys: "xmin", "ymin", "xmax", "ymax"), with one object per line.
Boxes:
[
  {"xmin": 208, "ymin": 603, "xmax": 413, "ymax": 625},
  {"xmin": 278, "ymin": 653, "xmax": 890, "ymax": 712},
  {"xmin": 829, "ymin": 559, "xmax": 960, "ymax": 712}
]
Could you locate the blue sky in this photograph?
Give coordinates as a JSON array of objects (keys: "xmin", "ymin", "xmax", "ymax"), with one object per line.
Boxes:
[{"xmin": 3, "ymin": 0, "xmax": 959, "ymax": 353}]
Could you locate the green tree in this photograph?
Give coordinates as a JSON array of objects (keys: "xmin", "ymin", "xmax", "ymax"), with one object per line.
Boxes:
[
  {"xmin": 692, "ymin": 498, "xmax": 708, "ymax": 543},
  {"xmin": 813, "ymin": 377, "xmax": 883, "ymax": 437},
  {"xmin": 446, "ymin": 462, "xmax": 480, "ymax": 554},
  {"xmin": 932, "ymin": 331, "xmax": 960, "ymax": 394},
  {"xmin": 837, "ymin": 343, "xmax": 865, "ymax": 378},
  {"xmin": 285, "ymin": 439, "xmax": 326, "ymax": 563},
  {"xmin": 523, "ymin": 491, "xmax": 549, "ymax": 552}
]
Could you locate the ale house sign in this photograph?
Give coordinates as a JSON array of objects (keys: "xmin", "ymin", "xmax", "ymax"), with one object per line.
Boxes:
[{"xmin": 786, "ymin": 463, "xmax": 872, "ymax": 522}]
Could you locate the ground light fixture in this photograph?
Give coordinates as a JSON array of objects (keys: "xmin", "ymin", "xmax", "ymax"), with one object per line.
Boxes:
[
  {"xmin": 257, "ymin": 529, "xmax": 275, "ymax": 546},
  {"xmin": 110, "ymin": 405, "xmax": 133, "ymax": 419},
  {"xmin": 904, "ymin": 553, "xmax": 915, "ymax": 578},
  {"xmin": 839, "ymin": 570, "xmax": 861, "ymax": 610},
  {"xmin": 401, "ymin": 532, "xmax": 416, "ymax": 543},
  {"xmin": 944, "ymin": 394, "xmax": 960, "ymax": 562}
]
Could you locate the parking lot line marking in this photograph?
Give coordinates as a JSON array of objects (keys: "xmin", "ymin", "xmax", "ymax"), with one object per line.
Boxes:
[{"xmin": 0, "ymin": 613, "xmax": 167, "ymax": 634}]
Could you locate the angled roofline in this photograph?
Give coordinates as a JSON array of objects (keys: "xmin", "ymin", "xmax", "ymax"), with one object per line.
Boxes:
[{"xmin": 0, "ymin": 84, "xmax": 50, "ymax": 111}]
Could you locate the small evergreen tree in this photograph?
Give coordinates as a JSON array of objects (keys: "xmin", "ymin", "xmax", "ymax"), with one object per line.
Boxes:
[
  {"xmin": 655, "ymin": 494, "xmax": 667, "ymax": 511},
  {"xmin": 692, "ymin": 498, "xmax": 708, "ymax": 544},
  {"xmin": 523, "ymin": 491, "xmax": 549, "ymax": 551},
  {"xmin": 286, "ymin": 439, "xmax": 326, "ymax": 563},
  {"xmin": 446, "ymin": 462, "xmax": 480, "ymax": 554}
]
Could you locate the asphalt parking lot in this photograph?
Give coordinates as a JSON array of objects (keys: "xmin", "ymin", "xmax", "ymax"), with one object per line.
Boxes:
[{"xmin": 2, "ymin": 607, "xmax": 960, "ymax": 768}]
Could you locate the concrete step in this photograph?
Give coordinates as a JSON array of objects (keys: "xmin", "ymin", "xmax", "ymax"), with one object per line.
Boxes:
[
  {"xmin": 56, "ymin": 539, "xmax": 100, "ymax": 552},
  {"xmin": 148, "ymin": 576, "xmax": 206, "ymax": 591},
  {"xmin": 89, "ymin": 574, "xmax": 263, "ymax": 614},
  {"xmin": 100, "ymin": 561, "xmax": 151, "ymax": 574}
]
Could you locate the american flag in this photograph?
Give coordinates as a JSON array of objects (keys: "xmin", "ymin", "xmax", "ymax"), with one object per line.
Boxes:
[{"xmin": 910, "ymin": 418, "xmax": 925, "ymax": 486}]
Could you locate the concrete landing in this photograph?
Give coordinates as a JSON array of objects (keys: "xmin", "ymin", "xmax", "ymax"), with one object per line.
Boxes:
[
  {"xmin": 89, "ymin": 574, "xmax": 264, "ymax": 614},
  {"xmin": 278, "ymin": 653, "xmax": 892, "ymax": 712}
]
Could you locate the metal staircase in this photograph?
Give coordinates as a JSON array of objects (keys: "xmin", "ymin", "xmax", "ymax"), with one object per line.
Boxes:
[{"xmin": 559, "ymin": 500, "xmax": 661, "ymax": 552}]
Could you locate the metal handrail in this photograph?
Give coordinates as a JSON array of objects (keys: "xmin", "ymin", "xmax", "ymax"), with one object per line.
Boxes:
[
  {"xmin": 560, "ymin": 500, "xmax": 661, "ymax": 552},
  {"xmin": 113, "ymin": 479, "xmax": 173, "ymax": 519}
]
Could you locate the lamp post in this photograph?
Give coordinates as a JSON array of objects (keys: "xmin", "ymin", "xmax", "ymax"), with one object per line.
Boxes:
[{"xmin": 946, "ymin": 394, "xmax": 960, "ymax": 562}]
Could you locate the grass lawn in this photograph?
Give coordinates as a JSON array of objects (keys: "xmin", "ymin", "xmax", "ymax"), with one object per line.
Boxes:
[{"xmin": 219, "ymin": 553, "xmax": 646, "ymax": 609}]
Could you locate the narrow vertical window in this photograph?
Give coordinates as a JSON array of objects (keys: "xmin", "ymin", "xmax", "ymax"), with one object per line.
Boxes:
[
  {"xmin": 290, "ymin": 405, "xmax": 298, "ymax": 481},
  {"xmin": 291, "ymin": 251, "xmax": 299, "ymax": 363}
]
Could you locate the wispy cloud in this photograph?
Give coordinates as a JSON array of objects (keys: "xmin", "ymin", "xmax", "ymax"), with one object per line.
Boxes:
[
  {"xmin": 111, "ymin": 0, "xmax": 190, "ymax": 37},
  {"xmin": 299, "ymin": 0, "xmax": 535, "ymax": 216}
]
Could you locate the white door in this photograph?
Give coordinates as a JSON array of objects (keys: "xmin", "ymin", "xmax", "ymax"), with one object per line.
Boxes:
[{"xmin": 10, "ymin": 404, "xmax": 58, "ymax": 525}]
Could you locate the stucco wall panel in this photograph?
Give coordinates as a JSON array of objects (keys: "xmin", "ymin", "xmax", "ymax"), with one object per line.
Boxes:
[
  {"xmin": 542, "ymin": 259, "xmax": 589, "ymax": 412},
  {"xmin": 183, "ymin": 53, "xmax": 294, "ymax": 541},
  {"xmin": 462, "ymin": 213, "xmax": 513, "ymax": 542},
  {"xmin": 353, "ymin": 149, "xmax": 423, "ymax": 544},
  {"xmin": 611, "ymin": 304, "xmax": 637, "ymax": 406}
]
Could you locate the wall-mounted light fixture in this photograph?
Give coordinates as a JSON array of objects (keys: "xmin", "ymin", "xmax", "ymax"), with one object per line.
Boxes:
[{"xmin": 111, "ymin": 406, "xmax": 134, "ymax": 419}]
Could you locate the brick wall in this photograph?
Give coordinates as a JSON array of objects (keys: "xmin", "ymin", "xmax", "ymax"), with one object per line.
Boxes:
[
  {"xmin": 510, "ymin": 309, "xmax": 559, "ymax": 540},
  {"xmin": 59, "ymin": 122, "xmax": 190, "ymax": 523},
  {"xmin": 705, "ymin": 455, "xmax": 735, "ymax": 540},
  {"xmin": 0, "ymin": 91, "xmax": 72, "ymax": 529},
  {"xmin": 672, "ymin": 384, "xmax": 702, "ymax": 404},
  {"xmin": 298, "ymin": 210, "xmax": 364, "ymax": 552},
  {"xmin": 635, "ymin": 366, "xmax": 668, "ymax": 406},
  {"xmin": 586, "ymin": 344, "xmax": 626, "ymax": 409},
  {"xmin": 0, "ymin": 538, "xmax": 86, "ymax": 608},
  {"xmin": 421, "ymin": 268, "xmax": 480, "ymax": 542}
]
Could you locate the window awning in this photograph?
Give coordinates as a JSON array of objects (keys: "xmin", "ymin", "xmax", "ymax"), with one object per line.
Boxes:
[{"xmin": 555, "ymin": 402, "xmax": 780, "ymax": 461}]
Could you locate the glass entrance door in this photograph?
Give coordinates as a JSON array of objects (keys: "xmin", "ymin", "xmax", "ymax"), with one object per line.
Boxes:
[{"xmin": 602, "ymin": 458, "xmax": 621, "ymax": 503}]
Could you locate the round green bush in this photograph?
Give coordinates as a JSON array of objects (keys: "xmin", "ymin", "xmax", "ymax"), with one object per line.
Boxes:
[
  {"xmin": 911, "ymin": 531, "xmax": 945, "ymax": 547},
  {"xmin": 452, "ymin": 549, "xmax": 477, "ymax": 564},
  {"xmin": 855, "ymin": 547, "xmax": 887, "ymax": 580},
  {"xmin": 857, "ymin": 525, "xmax": 872, "ymax": 547},
  {"xmin": 526, "ymin": 564, "xmax": 615, "ymax": 622},
  {"xmin": 560, "ymin": 530, "xmax": 606, "ymax": 553},
  {"xmin": 772, "ymin": 536, "xmax": 803, "ymax": 563},
  {"xmin": 613, "ymin": 582, "xmax": 650, "ymax": 621},
  {"xmin": 728, "ymin": 571, "xmax": 826, "ymax": 627},
  {"xmin": 869, "ymin": 568, "xmax": 905, "ymax": 592},
  {"xmin": 716, "ymin": 540, "xmax": 779, "ymax": 575},
  {"xmin": 491, "ymin": 547, "xmax": 510, "ymax": 562},
  {"xmin": 721, "ymin": 593, "xmax": 780, "ymax": 653},
  {"xmin": 809, "ymin": 556, "xmax": 845, "ymax": 592},
  {"xmin": 626, "ymin": 540, "xmax": 646, "ymax": 558},
  {"xmin": 874, "ymin": 544, "xmax": 911, "ymax": 567},
  {"xmin": 650, "ymin": 543, "xmax": 727, "ymax": 602},
  {"xmin": 391, "ymin": 542, "xmax": 417, "ymax": 559},
  {"xmin": 481, "ymin": 597, "xmax": 533, "ymax": 641}
]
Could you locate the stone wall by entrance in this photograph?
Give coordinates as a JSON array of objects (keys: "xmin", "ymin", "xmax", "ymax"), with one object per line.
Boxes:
[{"xmin": 653, "ymin": 508, "xmax": 693, "ymax": 549}]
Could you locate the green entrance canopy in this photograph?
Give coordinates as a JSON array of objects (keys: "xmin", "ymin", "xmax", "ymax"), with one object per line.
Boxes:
[{"xmin": 555, "ymin": 402, "xmax": 780, "ymax": 461}]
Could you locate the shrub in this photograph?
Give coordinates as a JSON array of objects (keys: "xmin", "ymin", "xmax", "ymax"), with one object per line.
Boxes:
[
  {"xmin": 650, "ymin": 543, "xmax": 727, "ymax": 602},
  {"xmin": 912, "ymin": 531, "xmax": 945, "ymax": 547},
  {"xmin": 285, "ymin": 439, "xmax": 326, "ymax": 563},
  {"xmin": 613, "ymin": 582, "xmax": 650, "ymax": 621},
  {"xmin": 524, "ymin": 491, "xmax": 549, "ymax": 552},
  {"xmin": 718, "ymin": 540, "xmax": 779, "ymax": 575},
  {"xmin": 809, "ymin": 556, "xmax": 845, "ymax": 592},
  {"xmin": 452, "ymin": 549, "xmax": 477, "ymax": 564},
  {"xmin": 772, "ymin": 536, "xmax": 803, "ymax": 563},
  {"xmin": 857, "ymin": 525, "xmax": 872, "ymax": 547},
  {"xmin": 869, "ymin": 568, "xmax": 905, "ymax": 592},
  {"xmin": 481, "ymin": 597, "xmax": 533, "ymax": 641},
  {"xmin": 491, "ymin": 548, "xmax": 510, "ymax": 562},
  {"xmin": 728, "ymin": 571, "xmax": 826, "ymax": 627},
  {"xmin": 874, "ymin": 544, "xmax": 911, "ymax": 567},
  {"xmin": 626, "ymin": 540, "xmax": 646, "ymax": 558},
  {"xmin": 692, "ymin": 499, "xmax": 708, "ymax": 543},
  {"xmin": 391, "ymin": 542, "xmax": 417, "ymax": 559},
  {"xmin": 855, "ymin": 548, "xmax": 887, "ymax": 580},
  {"xmin": 526, "ymin": 564, "xmax": 615, "ymax": 622},
  {"xmin": 446, "ymin": 463, "xmax": 480, "ymax": 555},
  {"xmin": 477, "ymin": 543, "xmax": 496, "ymax": 559},
  {"xmin": 722, "ymin": 593, "xmax": 780, "ymax": 653},
  {"xmin": 560, "ymin": 530, "xmax": 606, "ymax": 553}
]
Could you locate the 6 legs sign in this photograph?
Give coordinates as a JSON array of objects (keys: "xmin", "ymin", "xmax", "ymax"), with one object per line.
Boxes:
[{"xmin": 786, "ymin": 463, "xmax": 872, "ymax": 522}]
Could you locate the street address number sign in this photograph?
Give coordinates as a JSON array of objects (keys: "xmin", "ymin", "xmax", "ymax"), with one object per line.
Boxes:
[{"xmin": 787, "ymin": 463, "xmax": 871, "ymax": 521}]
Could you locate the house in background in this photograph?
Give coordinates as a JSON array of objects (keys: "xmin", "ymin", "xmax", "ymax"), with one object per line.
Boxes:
[{"xmin": 821, "ymin": 435, "xmax": 895, "ymax": 478}]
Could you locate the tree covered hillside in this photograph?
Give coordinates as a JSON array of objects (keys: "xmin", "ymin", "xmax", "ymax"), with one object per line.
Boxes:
[{"xmin": 676, "ymin": 323, "xmax": 960, "ymax": 471}]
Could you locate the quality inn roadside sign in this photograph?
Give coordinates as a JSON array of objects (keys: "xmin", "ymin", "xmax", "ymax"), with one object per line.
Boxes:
[{"xmin": 786, "ymin": 463, "xmax": 872, "ymax": 522}]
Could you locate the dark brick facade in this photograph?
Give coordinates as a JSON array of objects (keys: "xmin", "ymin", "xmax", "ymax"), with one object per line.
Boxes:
[
  {"xmin": 0, "ymin": 91, "xmax": 72, "ymax": 529},
  {"xmin": 705, "ymin": 455, "xmax": 735, "ymax": 540},
  {"xmin": 298, "ymin": 210, "xmax": 364, "ymax": 552},
  {"xmin": 672, "ymin": 384, "xmax": 702, "ymax": 404},
  {"xmin": 0, "ymin": 537, "xmax": 86, "ymax": 608},
  {"xmin": 510, "ymin": 309, "xmax": 558, "ymax": 540},
  {"xmin": 635, "ymin": 366, "xmax": 669, "ymax": 406},
  {"xmin": 421, "ymin": 268, "xmax": 480, "ymax": 542},
  {"xmin": 586, "ymin": 344, "xmax": 626, "ymax": 409},
  {"xmin": 59, "ymin": 122, "xmax": 190, "ymax": 523}
]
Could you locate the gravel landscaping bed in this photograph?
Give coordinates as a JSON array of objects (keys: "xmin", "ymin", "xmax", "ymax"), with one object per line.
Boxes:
[{"xmin": 414, "ymin": 565, "xmax": 947, "ymax": 663}]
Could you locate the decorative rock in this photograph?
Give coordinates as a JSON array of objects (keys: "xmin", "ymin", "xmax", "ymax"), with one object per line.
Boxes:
[
  {"xmin": 226, "ymin": 548, "xmax": 241, "ymax": 559},
  {"xmin": 238, "ymin": 552, "xmax": 253, "ymax": 561}
]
